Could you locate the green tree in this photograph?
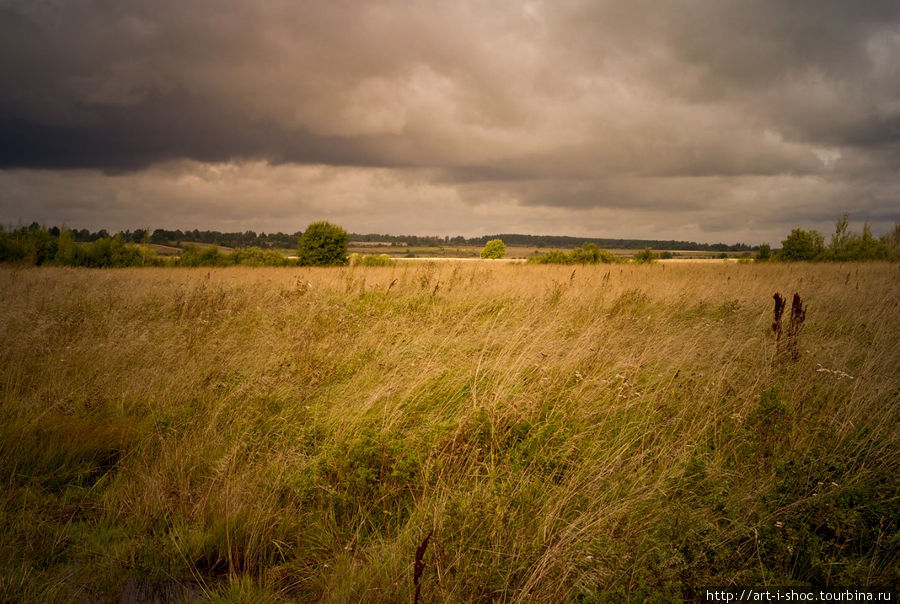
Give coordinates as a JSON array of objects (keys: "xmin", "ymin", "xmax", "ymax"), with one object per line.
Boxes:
[
  {"xmin": 480, "ymin": 239, "xmax": 506, "ymax": 259},
  {"xmin": 779, "ymin": 229, "xmax": 824, "ymax": 261},
  {"xmin": 755, "ymin": 244, "xmax": 771, "ymax": 261},
  {"xmin": 298, "ymin": 221, "xmax": 349, "ymax": 266},
  {"xmin": 56, "ymin": 228, "xmax": 76, "ymax": 265},
  {"xmin": 844, "ymin": 223, "xmax": 887, "ymax": 261},
  {"xmin": 829, "ymin": 214, "xmax": 852, "ymax": 260}
]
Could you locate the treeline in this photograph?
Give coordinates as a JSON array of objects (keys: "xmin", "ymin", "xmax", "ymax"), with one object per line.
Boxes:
[
  {"xmin": 0, "ymin": 223, "xmax": 292, "ymax": 267},
  {"xmin": 506, "ymin": 215, "xmax": 900, "ymax": 265},
  {"xmin": 770, "ymin": 216, "xmax": 900, "ymax": 262},
  {"xmin": 4, "ymin": 216, "xmax": 898, "ymax": 267},
  {"xmin": 53, "ymin": 226, "xmax": 753, "ymax": 251},
  {"xmin": 0, "ymin": 225, "xmax": 301, "ymax": 249},
  {"xmin": 469, "ymin": 234, "xmax": 753, "ymax": 251},
  {"xmin": 0, "ymin": 224, "xmax": 161, "ymax": 267},
  {"xmin": 149, "ymin": 229, "xmax": 300, "ymax": 248},
  {"xmin": 351, "ymin": 232, "xmax": 754, "ymax": 251}
]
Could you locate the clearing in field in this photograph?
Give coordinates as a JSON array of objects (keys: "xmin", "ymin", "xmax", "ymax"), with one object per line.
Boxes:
[{"xmin": 0, "ymin": 262, "xmax": 897, "ymax": 601}]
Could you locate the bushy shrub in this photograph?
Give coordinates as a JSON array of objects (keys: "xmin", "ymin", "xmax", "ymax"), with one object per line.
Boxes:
[
  {"xmin": 0, "ymin": 223, "xmax": 56, "ymax": 264},
  {"xmin": 480, "ymin": 239, "xmax": 506, "ymax": 259},
  {"xmin": 230, "ymin": 246, "xmax": 289, "ymax": 266},
  {"xmin": 527, "ymin": 243, "xmax": 618, "ymax": 265},
  {"xmin": 179, "ymin": 245, "xmax": 229, "ymax": 267},
  {"xmin": 175, "ymin": 245, "xmax": 292, "ymax": 267},
  {"xmin": 73, "ymin": 235, "xmax": 161, "ymax": 267},
  {"xmin": 633, "ymin": 248, "xmax": 657, "ymax": 264},
  {"xmin": 348, "ymin": 253, "xmax": 395, "ymax": 267},
  {"xmin": 298, "ymin": 221, "xmax": 349, "ymax": 266},
  {"xmin": 570, "ymin": 242, "xmax": 617, "ymax": 263},
  {"xmin": 527, "ymin": 250, "xmax": 570, "ymax": 265}
]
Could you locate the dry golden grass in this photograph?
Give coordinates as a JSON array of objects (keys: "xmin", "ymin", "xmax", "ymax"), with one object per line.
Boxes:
[{"xmin": 0, "ymin": 261, "xmax": 897, "ymax": 601}]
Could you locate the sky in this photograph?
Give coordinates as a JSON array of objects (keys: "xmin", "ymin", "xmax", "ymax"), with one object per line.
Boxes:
[{"xmin": 1, "ymin": 0, "xmax": 899, "ymax": 244}]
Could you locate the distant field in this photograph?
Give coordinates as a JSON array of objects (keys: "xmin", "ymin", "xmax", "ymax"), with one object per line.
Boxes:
[
  {"xmin": 349, "ymin": 244, "xmax": 747, "ymax": 260},
  {"xmin": 1, "ymin": 262, "xmax": 896, "ymax": 601},
  {"xmin": 147, "ymin": 243, "xmax": 184, "ymax": 256},
  {"xmin": 152, "ymin": 242, "xmax": 235, "ymax": 255},
  {"xmin": 149, "ymin": 241, "xmax": 746, "ymax": 261}
]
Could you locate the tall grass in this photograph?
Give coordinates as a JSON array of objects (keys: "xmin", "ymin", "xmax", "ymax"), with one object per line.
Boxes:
[{"xmin": 0, "ymin": 262, "xmax": 897, "ymax": 601}]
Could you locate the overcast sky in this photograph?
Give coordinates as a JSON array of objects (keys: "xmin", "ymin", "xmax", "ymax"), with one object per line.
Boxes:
[{"xmin": 2, "ymin": 0, "xmax": 899, "ymax": 243}]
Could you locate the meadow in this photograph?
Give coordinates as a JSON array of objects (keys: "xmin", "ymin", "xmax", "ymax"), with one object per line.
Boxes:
[
  {"xmin": 347, "ymin": 244, "xmax": 740, "ymax": 260},
  {"xmin": 0, "ymin": 261, "xmax": 897, "ymax": 602}
]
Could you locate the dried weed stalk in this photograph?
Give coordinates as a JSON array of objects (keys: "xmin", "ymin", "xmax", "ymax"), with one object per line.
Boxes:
[
  {"xmin": 772, "ymin": 292, "xmax": 806, "ymax": 361},
  {"xmin": 772, "ymin": 293, "xmax": 786, "ymax": 344},
  {"xmin": 413, "ymin": 530, "xmax": 433, "ymax": 604},
  {"xmin": 787, "ymin": 293, "xmax": 807, "ymax": 361}
]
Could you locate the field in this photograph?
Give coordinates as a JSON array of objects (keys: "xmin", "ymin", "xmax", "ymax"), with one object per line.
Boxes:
[
  {"xmin": 144, "ymin": 240, "xmax": 750, "ymax": 261},
  {"xmin": 1, "ymin": 262, "xmax": 897, "ymax": 601},
  {"xmin": 347, "ymin": 244, "xmax": 744, "ymax": 260},
  {"xmin": 150, "ymin": 243, "xmax": 235, "ymax": 257}
]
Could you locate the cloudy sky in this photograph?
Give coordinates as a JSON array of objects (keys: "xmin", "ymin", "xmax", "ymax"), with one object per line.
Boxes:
[{"xmin": 1, "ymin": 0, "xmax": 899, "ymax": 243}]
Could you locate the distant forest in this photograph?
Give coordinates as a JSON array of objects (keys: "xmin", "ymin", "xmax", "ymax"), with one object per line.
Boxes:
[{"xmin": 113, "ymin": 228, "xmax": 753, "ymax": 252}]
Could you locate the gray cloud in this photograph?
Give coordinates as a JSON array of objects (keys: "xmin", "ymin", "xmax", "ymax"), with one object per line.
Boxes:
[{"xmin": 0, "ymin": 0, "xmax": 898, "ymax": 241}]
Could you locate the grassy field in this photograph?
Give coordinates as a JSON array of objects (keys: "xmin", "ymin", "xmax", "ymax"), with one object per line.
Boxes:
[
  {"xmin": 1, "ymin": 262, "xmax": 897, "ymax": 601},
  {"xmin": 150, "ymin": 243, "xmax": 236, "ymax": 257},
  {"xmin": 148, "ymin": 241, "xmax": 747, "ymax": 261},
  {"xmin": 347, "ymin": 244, "xmax": 744, "ymax": 260}
]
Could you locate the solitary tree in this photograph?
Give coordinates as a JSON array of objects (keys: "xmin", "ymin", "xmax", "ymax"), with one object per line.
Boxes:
[
  {"xmin": 298, "ymin": 221, "xmax": 349, "ymax": 266},
  {"xmin": 480, "ymin": 239, "xmax": 506, "ymax": 259}
]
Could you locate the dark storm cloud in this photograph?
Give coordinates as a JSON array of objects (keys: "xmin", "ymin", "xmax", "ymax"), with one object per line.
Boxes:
[
  {"xmin": 1, "ymin": 0, "xmax": 549, "ymax": 169},
  {"xmin": 0, "ymin": 104, "xmax": 434, "ymax": 172},
  {"xmin": 0, "ymin": 0, "xmax": 443, "ymax": 170},
  {"xmin": 0, "ymin": 0, "xmax": 898, "ymax": 240},
  {"xmin": 3, "ymin": 0, "xmax": 895, "ymax": 170}
]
